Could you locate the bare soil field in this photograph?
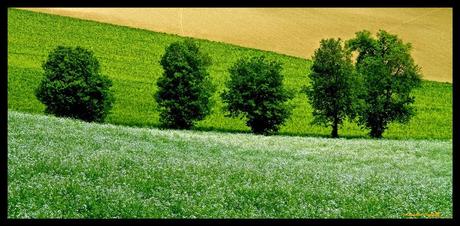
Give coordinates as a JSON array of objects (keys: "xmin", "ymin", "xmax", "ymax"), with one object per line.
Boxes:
[{"xmin": 22, "ymin": 8, "xmax": 452, "ymax": 82}]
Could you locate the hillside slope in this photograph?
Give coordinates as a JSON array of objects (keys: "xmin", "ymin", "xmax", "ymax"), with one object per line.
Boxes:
[
  {"xmin": 22, "ymin": 8, "xmax": 453, "ymax": 82},
  {"xmin": 8, "ymin": 111, "xmax": 452, "ymax": 218},
  {"xmin": 7, "ymin": 9, "xmax": 452, "ymax": 139}
]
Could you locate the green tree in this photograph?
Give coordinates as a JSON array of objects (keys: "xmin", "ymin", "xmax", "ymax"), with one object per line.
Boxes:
[
  {"xmin": 305, "ymin": 38, "xmax": 359, "ymax": 138},
  {"xmin": 155, "ymin": 40, "xmax": 214, "ymax": 129},
  {"xmin": 35, "ymin": 46, "xmax": 114, "ymax": 122},
  {"xmin": 347, "ymin": 30, "xmax": 422, "ymax": 138},
  {"xmin": 221, "ymin": 56, "xmax": 293, "ymax": 135}
]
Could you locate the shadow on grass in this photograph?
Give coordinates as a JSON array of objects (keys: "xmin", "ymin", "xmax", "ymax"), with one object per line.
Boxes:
[
  {"xmin": 108, "ymin": 120, "xmax": 161, "ymax": 129},
  {"xmin": 103, "ymin": 119, "xmax": 430, "ymax": 141},
  {"xmin": 13, "ymin": 109, "xmax": 446, "ymax": 141},
  {"xmin": 279, "ymin": 131, "xmax": 368, "ymax": 140},
  {"xmin": 189, "ymin": 125, "xmax": 370, "ymax": 140}
]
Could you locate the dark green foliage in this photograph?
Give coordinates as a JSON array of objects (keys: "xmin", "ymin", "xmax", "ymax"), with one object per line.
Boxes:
[
  {"xmin": 305, "ymin": 38, "xmax": 359, "ymax": 138},
  {"xmin": 221, "ymin": 56, "xmax": 293, "ymax": 135},
  {"xmin": 347, "ymin": 30, "xmax": 422, "ymax": 138},
  {"xmin": 155, "ymin": 40, "xmax": 214, "ymax": 129},
  {"xmin": 35, "ymin": 46, "xmax": 114, "ymax": 122}
]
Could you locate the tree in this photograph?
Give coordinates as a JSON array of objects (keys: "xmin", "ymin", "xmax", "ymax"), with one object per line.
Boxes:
[
  {"xmin": 346, "ymin": 30, "xmax": 422, "ymax": 138},
  {"xmin": 221, "ymin": 56, "xmax": 293, "ymax": 135},
  {"xmin": 155, "ymin": 40, "xmax": 214, "ymax": 129},
  {"xmin": 305, "ymin": 38, "xmax": 359, "ymax": 138},
  {"xmin": 35, "ymin": 46, "xmax": 114, "ymax": 122}
]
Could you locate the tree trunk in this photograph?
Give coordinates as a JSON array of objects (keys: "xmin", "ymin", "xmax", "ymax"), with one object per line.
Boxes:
[
  {"xmin": 370, "ymin": 127, "xmax": 383, "ymax": 138},
  {"xmin": 331, "ymin": 120, "xmax": 338, "ymax": 138}
]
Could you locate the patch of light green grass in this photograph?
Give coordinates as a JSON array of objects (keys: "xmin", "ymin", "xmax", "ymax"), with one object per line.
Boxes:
[{"xmin": 8, "ymin": 110, "xmax": 452, "ymax": 218}]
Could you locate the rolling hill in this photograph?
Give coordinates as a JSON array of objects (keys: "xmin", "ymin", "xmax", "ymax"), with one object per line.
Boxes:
[
  {"xmin": 22, "ymin": 7, "xmax": 453, "ymax": 83},
  {"xmin": 7, "ymin": 9, "xmax": 452, "ymax": 139}
]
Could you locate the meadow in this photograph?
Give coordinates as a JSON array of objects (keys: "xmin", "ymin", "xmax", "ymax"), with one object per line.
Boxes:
[
  {"xmin": 7, "ymin": 9, "xmax": 452, "ymax": 139},
  {"xmin": 8, "ymin": 111, "xmax": 453, "ymax": 218}
]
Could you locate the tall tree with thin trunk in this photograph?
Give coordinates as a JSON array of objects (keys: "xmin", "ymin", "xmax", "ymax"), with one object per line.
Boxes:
[{"xmin": 305, "ymin": 38, "xmax": 358, "ymax": 138}]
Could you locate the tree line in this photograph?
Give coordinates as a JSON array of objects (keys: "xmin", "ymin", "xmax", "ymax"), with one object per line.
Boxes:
[{"xmin": 35, "ymin": 29, "xmax": 421, "ymax": 139}]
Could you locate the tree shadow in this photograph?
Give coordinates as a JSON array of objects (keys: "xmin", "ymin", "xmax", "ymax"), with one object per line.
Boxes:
[
  {"xmin": 193, "ymin": 125, "xmax": 370, "ymax": 140},
  {"xmin": 107, "ymin": 120, "xmax": 429, "ymax": 141}
]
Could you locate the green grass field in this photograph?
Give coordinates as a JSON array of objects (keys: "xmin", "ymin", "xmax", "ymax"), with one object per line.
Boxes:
[
  {"xmin": 8, "ymin": 9, "xmax": 452, "ymax": 140},
  {"xmin": 8, "ymin": 111, "xmax": 452, "ymax": 218}
]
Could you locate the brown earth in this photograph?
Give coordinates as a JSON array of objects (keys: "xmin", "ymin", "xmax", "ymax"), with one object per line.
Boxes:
[{"xmin": 22, "ymin": 8, "xmax": 452, "ymax": 82}]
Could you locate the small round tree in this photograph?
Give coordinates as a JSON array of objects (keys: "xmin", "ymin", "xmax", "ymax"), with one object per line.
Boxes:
[
  {"xmin": 221, "ymin": 56, "xmax": 293, "ymax": 135},
  {"xmin": 346, "ymin": 30, "xmax": 422, "ymax": 138},
  {"xmin": 35, "ymin": 46, "xmax": 114, "ymax": 122},
  {"xmin": 155, "ymin": 40, "xmax": 214, "ymax": 129}
]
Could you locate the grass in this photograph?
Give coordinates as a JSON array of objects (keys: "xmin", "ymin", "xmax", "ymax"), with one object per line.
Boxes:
[
  {"xmin": 7, "ymin": 8, "xmax": 452, "ymax": 139},
  {"xmin": 8, "ymin": 110, "xmax": 452, "ymax": 218}
]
